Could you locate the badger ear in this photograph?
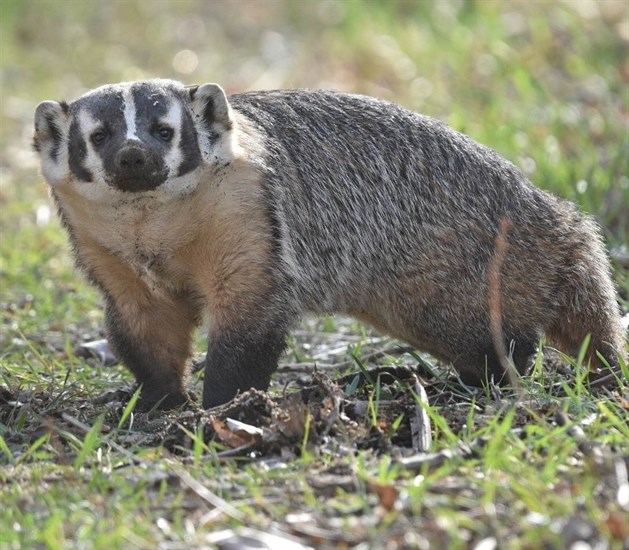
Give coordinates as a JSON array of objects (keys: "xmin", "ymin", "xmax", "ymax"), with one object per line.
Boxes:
[
  {"xmin": 33, "ymin": 100, "xmax": 69, "ymax": 156},
  {"xmin": 189, "ymin": 83, "xmax": 232, "ymax": 130},
  {"xmin": 34, "ymin": 100, "xmax": 71, "ymax": 186}
]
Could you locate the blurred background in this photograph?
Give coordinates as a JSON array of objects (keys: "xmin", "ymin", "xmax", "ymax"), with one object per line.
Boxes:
[{"xmin": 1, "ymin": 0, "xmax": 627, "ymax": 339}]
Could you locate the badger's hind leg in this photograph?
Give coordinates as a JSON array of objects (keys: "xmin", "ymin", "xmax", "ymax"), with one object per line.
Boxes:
[
  {"xmin": 547, "ymin": 265, "xmax": 626, "ymax": 371},
  {"xmin": 546, "ymin": 218, "xmax": 627, "ymax": 370},
  {"xmin": 453, "ymin": 332, "xmax": 539, "ymax": 386},
  {"xmin": 376, "ymin": 304, "xmax": 540, "ymax": 387}
]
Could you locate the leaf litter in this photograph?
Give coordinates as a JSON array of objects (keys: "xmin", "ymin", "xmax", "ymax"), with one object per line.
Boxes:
[{"xmin": 1, "ymin": 328, "xmax": 628, "ymax": 548}]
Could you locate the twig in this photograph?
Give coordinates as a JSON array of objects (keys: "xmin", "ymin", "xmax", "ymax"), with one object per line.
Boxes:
[
  {"xmin": 395, "ymin": 448, "xmax": 462, "ymax": 471},
  {"xmin": 168, "ymin": 461, "xmax": 247, "ymax": 522},
  {"xmin": 310, "ymin": 337, "xmax": 389, "ymax": 360},
  {"xmin": 61, "ymin": 413, "xmax": 145, "ymax": 466},
  {"xmin": 215, "ymin": 443, "xmax": 257, "ymax": 458},
  {"xmin": 278, "ymin": 344, "xmax": 414, "ymax": 373},
  {"xmin": 396, "ymin": 428, "xmax": 526, "ymax": 472},
  {"xmin": 410, "ymin": 375, "xmax": 432, "ymax": 453},
  {"xmin": 487, "ymin": 217, "xmax": 521, "ymax": 392},
  {"xmin": 333, "ymin": 364, "xmax": 421, "ymax": 389},
  {"xmin": 170, "ymin": 463, "xmax": 310, "ymax": 545},
  {"xmin": 587, "ymin": 369, "xmax": 625, "ymax": 388},
  {"xmin": 277, "ymin": 362, "xmax": 337, "ymax": 372}
]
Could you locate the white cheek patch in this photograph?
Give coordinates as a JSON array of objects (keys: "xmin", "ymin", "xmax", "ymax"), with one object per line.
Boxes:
[
  {"xmin": 159, "ymin": 166, "xmax": 202, "ymax": 198},
  {"xmin": 195, "ymin": 119, "xmax": 237, "ymax": 165},
  {"xmin": 41, "ymin": 140, "xmax": 70, "ymax": 187},
  {"xmin": 213, "ymin": 125, "xmax": 238, "ymax": 164},
  {"xmin": 123, "ymin": 88, "xmax": 138, "ymax": 141}
]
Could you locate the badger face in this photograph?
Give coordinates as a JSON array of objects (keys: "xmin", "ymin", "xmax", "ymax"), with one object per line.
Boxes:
[{"xmin": 34, "ymin": 79, "xmax": 234, "ymax": 202}]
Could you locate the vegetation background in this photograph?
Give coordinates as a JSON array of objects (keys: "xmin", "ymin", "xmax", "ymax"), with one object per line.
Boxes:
[{"xmin": 1, "ymin": 1, "xmax": 627, "ymax": 549}]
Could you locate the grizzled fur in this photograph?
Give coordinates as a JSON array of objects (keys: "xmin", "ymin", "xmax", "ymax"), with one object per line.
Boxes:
[{"xmin": 34, "ymin": 79, "xmax": 626, "ymax": 409}]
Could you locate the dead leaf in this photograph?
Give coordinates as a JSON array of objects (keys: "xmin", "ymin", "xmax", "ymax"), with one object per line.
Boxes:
[
  {"xmin": 368, "ymin": 480, "xmax": 399, "ymax": 512},
  {"xmin": 211, "ymin": 419, "xmax": 260, "ymax": 448},
  {"xmin": 225, "ymin": 418, "xmax": 263, "ymax": 439},
  {"xmin": 75, "ymin": 339, "xmax": 117, "ymax": 365},
  {"xmin": 605, "ymin": 511, "xmax": 629, "ymax": 540},
  {"xmin": 275, "ymin": 393, "xmax": 310, "ymax": 441}
]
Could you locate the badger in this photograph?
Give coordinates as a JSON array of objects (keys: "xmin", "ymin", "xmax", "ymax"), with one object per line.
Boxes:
[{"xmin": 33, "ymin": 79, "xmax": 627, "ymax": 408}]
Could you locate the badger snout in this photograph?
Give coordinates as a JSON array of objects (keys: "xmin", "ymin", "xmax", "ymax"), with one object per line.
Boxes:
[
  {"xmin": 111, "ymin": 143, "xmax": 167, "ymax": 192},
  {"xmin": 115, "ymin": 146, "xmax": 149, "ymax": 173}
]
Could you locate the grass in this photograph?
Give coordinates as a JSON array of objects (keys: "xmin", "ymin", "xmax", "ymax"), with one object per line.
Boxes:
[{"xmin": 1, "ymin": 0, "xmax": 628, "ymax": 548}]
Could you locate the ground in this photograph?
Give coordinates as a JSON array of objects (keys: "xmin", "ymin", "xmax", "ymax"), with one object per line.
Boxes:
[{"xmin": 1, "ymin": 1, "xmax": 628, "ymax": 548}]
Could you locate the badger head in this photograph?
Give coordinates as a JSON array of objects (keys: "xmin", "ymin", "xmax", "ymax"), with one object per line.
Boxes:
[{"xmin": 33, "ymin": 79, "xmax": 233, "ymax": 202}]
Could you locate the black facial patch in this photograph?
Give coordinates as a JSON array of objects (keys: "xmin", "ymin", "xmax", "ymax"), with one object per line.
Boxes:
[
  {"xmin": 79, "ymin": 90, "xmax": 126, "ymax": 128},
  {"xmin": 176, "ymin": 108, "xmax": 201, "ymax": 176},
  {"xmin": 68, "ymin": 117, "xmax": 92, "ymax": 182},
  {"xmin": 132, "ymin": 85, "xmax": 170, "ymax": 131}
]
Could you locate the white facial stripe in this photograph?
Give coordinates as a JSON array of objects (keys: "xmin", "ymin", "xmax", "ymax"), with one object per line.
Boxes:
[
  {"xmin": 75, "ymin": 109, "xmax": 112, "ymax": 201},
  {"xmin": 162, "ymin": 101, "xmax": 183, "ymax": 175},
  {"xmin": 159, "ymin": 99, "xmax": 205, "ymax": 197},
  {"xmin": 123, "ymin": 88, "xmax": 138, "ymax": 140},
  {"xmin": 77, "ymin": 108, "xmax": 101, "ymax": 135}
]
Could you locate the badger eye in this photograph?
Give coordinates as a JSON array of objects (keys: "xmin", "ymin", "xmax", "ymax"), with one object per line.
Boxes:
[
  {"xmin": 91, "ymin": 129, "xmax": 108, "ymax": 146},
  {"xmin": 156, "ymin": 126, "xmax": 174, "ymax": 142}
]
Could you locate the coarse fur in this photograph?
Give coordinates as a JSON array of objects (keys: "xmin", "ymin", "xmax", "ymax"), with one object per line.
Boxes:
[{"xmin": 34, "ymin": 79, "xmax": 627, "ymax": 408}]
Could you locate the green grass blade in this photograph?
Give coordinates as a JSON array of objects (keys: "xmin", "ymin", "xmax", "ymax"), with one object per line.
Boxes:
[
  {"xmin": 73, "ymin": 414, "xmax": 105, "ymax": 470},
  {"xmin": 117, "ymin": 386, "xmax": 141, "ymax": 430},
  {"xmin": 0, "ymin": 435, "xmax": 15, "ymax": 464}
]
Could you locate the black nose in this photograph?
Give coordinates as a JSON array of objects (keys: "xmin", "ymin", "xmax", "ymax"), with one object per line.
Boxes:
[{"xmin": 115, "ymin": 146, "xmax": 149, "ymax": 174}]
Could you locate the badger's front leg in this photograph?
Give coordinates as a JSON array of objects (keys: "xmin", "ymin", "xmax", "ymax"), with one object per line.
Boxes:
[
  {"xmin": 104, "ymin": 289, "xmax": 200, "ymax": 408},
  {"xmin": 81, "ymin": 244, "xmax": 201, "ymax": 408},
  {"xmin": 203, "ymin": 294, "xmax": 293, "ymax": 408},
  {"xmin": 203, "ymin": 317, "xmax": 289, "ymax": 408}
]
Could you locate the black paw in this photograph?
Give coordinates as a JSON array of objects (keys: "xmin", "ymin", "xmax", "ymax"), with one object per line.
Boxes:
[{"xmin": 138, "ymin": 389, "xmax": 193, "ymax": 411}]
